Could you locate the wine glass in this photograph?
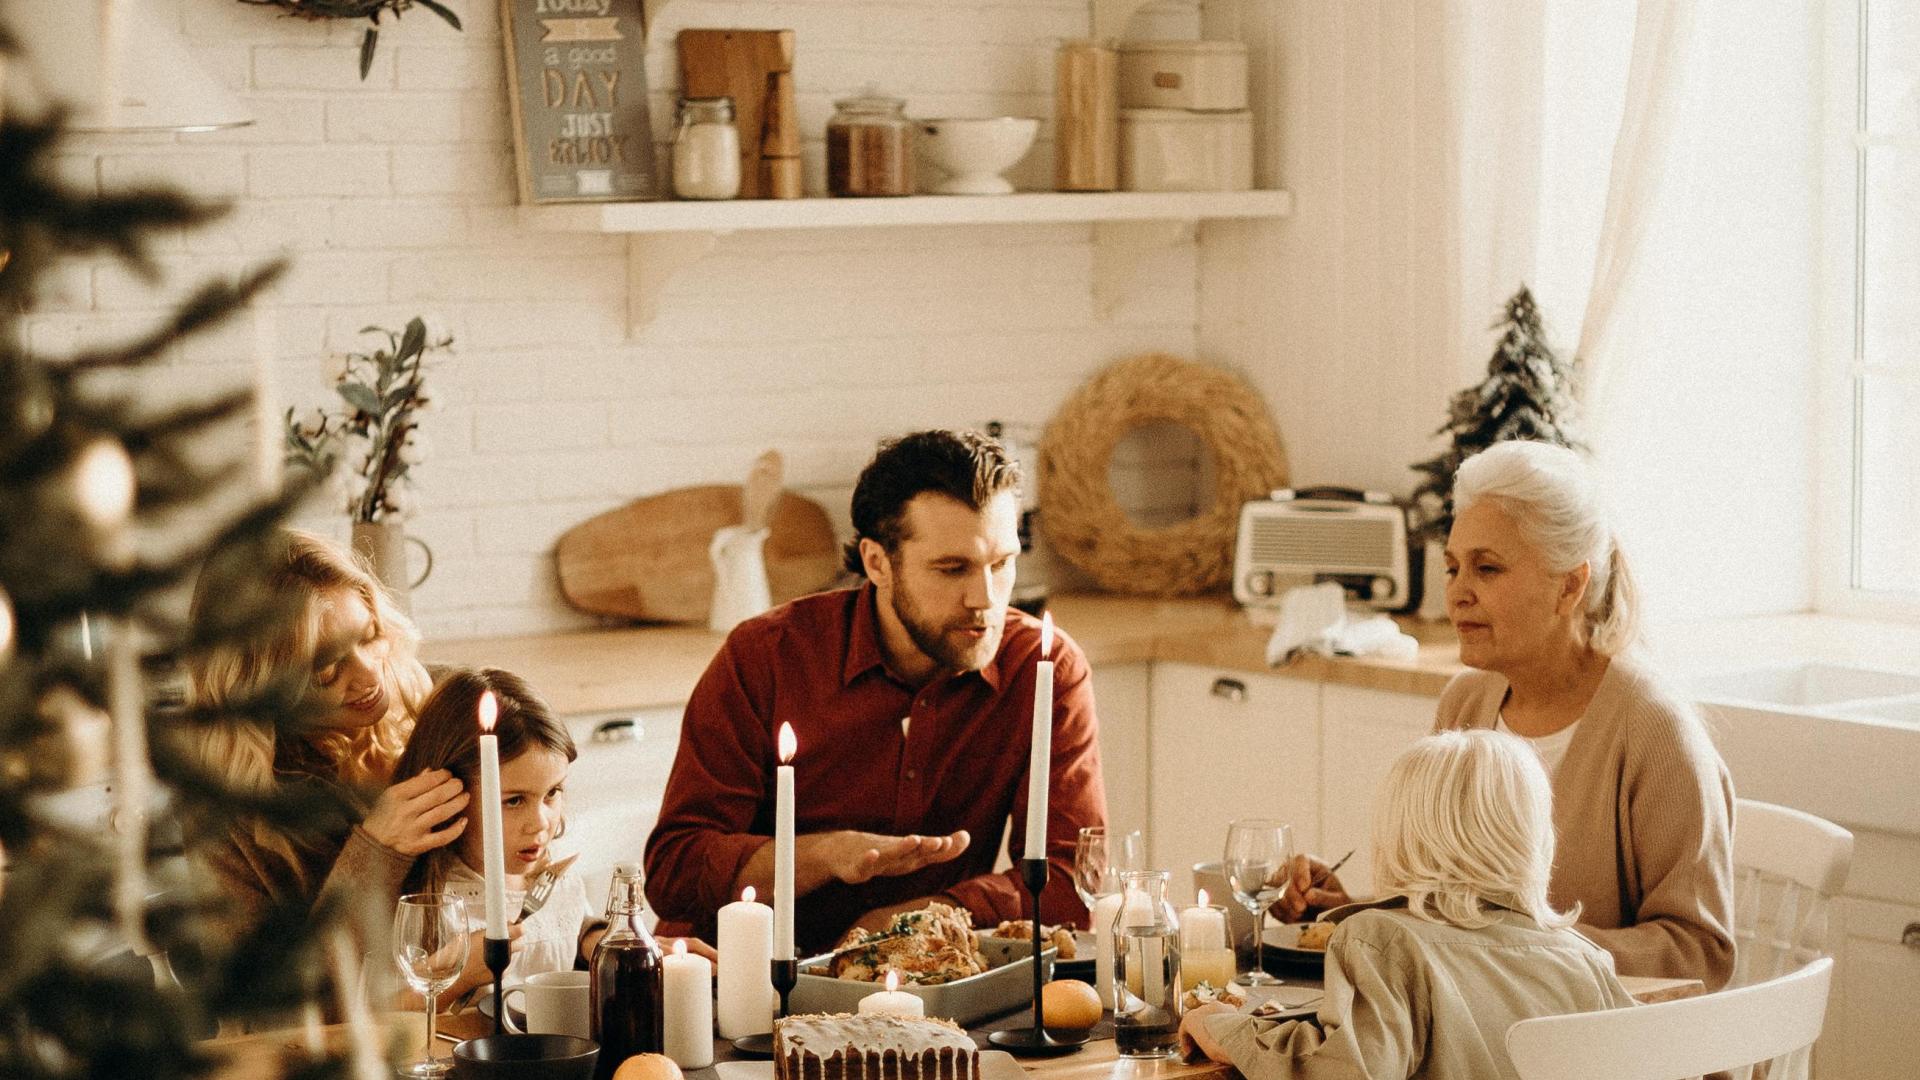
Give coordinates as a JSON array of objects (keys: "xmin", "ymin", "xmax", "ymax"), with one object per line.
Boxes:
[
  {"xmin": 1072, "ymin": 826, "xmax": 1144, "ymax": 909},
  {"xmin": 1224, "ymin": 819, "xmax": 1293, "ymax": 986},
  {"xmin": 393, "ymin": 892, "xmax": 468, "ymax": 1078}
]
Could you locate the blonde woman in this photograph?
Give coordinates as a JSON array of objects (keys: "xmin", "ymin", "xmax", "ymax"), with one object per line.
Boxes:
[
  {"xmin": 1182, "ymin": 730, "xmax": 1634, "ymax": 1080},
  {"xmin": 186, "ymin": 529, "xmax": 466, "ymax": 938},
  {"xmin": 1285, "ymin": 441, "xmax": 1735, "ymax": 990}
]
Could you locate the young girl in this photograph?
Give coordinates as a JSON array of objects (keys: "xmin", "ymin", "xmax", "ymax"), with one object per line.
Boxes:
[
  {"xmin": 1180, "ymin": 730, "xmax": 1635, "ymax": 1080},
  {"xmin": 391, "ymin": 668, "xmax": 715, "ymax": 1004}
]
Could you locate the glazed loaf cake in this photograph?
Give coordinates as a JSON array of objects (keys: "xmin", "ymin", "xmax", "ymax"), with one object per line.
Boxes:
[{"xmin": 773, "ymin": 1012, "xmax": 978, "ymax": 1080}]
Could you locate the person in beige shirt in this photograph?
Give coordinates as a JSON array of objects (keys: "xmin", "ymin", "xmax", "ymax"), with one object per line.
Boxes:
[
  {"xmin": 1182, "ymin": 730, "xmax": 1635, "ymax": 1080},
  {"xmin": 1283, "ymin": 441, "xmax": 1736, "ymax": 991}
]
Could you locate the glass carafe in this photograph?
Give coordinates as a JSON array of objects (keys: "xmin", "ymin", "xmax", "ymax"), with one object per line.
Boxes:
[
  {"xmin": 1111, "ymin": 869, "xmax": 1182, "ymax": 1058},
  {"xmin": 591, "ymin": 863, "xmax": 664, "ymax": 1080}
]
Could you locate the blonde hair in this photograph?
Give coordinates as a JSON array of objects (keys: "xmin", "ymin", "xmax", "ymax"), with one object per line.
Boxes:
[
  {"xmin": 187, "ymin": 529, "xmax": 430, "ymax": 792},
  {"xmin": 1371, "ymin": 730, "xmax": 1578, "ymax": 931},
  {"xmin": 1452, "ymin": 440, "xmax": 1639, "ymax": 656}
]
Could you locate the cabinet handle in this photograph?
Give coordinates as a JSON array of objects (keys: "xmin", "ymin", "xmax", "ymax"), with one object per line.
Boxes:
[
  {"xmin": 591, "ymin": 716, "xmax": 642, "ymax": 743},
  {"xmin": 1211, "ymin": 677, "xmax": 1248, "ymax": 703},
  {"xmin": 1904, "ymin": 922, "xmax": 1920, "ymax": 950}
]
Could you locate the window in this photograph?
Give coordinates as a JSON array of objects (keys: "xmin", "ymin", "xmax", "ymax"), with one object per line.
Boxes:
[{"xmin": 1823, "ymin": 0, "xmax": 1920, "ymax": 614}]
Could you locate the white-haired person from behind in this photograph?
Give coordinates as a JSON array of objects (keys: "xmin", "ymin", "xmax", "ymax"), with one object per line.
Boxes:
[
  {"xmin": 1182, "ymin": 730, "xmax": 1634, "ymax": 1080},
  {"xmin": 1282, "ymin": 440, "xmax": 1735, "ymax": 991}
]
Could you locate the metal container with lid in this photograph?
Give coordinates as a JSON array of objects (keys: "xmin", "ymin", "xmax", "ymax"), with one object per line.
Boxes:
[{"xmin": 827, "ymin": 89, "xmax": 915, "ymax": 197}]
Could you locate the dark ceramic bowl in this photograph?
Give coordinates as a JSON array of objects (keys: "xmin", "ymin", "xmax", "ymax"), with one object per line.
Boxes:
[{"xmin": 451, "ymin": 1034, "xmax": 598, "ymax": 1080}]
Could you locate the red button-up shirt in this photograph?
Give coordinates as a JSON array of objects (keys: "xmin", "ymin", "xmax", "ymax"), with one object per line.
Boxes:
[{"xmin": 643, "ymin": 585, "xmax": 1107, "ymax": 953}]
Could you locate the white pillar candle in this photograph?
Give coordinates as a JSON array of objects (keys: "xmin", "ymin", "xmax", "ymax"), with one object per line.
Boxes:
[
  {"xmin": 856, "ymin": 971, "xmax": 924, "ymax": 1017},
  {"xmin": 716, "ymin": 886, "xmax": 774, "ymax": 1038},
  {"xmin": 1181, "ymin": 890, "xmax": 1229, "ymax": 951},
  {"xmin": 663, "ymin": 939, "xmax": 715, "ymax": 1068},
  {"xmin": 774, "ymin": 723, "xmax": 796, "ymax": 960},
  {"xmin": 1091, "ymin": 891, "xmax": 1124, "ymax": 1009},
  {"xmin": 1023, "ymin": 613, "xmax": 1055, "ymax": 857},
  {"xmin": 476, "ymin": 691, "xmax": 507, "ymax": 939}
]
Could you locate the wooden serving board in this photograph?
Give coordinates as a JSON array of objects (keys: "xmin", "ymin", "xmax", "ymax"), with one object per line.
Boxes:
[{"xmin": 554, "ymin": 485, "xmax": 841, "ymax": 624}]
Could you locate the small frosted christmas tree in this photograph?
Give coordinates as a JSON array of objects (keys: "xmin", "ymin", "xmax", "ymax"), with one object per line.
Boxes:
[{"xmin": 1409, "ymin": 286, "xmax": 1582, "ymax": 543}]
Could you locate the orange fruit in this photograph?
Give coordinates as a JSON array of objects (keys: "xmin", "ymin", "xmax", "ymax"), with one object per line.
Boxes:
[
  {"xmin": 1040, "ymin": 979, "xmax": 1102, "ymax": 1030},
  {"xmin": 612, "ymin": 1054, "xmax": 684, "ymax": 1080}
]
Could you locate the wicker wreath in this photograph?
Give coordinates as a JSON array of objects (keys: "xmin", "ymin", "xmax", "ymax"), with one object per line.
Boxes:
[{"xmin": 1039, "ymin": 354, "xmax": 1288, "ymax": 596}]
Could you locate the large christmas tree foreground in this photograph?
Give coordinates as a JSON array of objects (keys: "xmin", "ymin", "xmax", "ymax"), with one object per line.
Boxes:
[
  {"xmin": 1409, "ymin": 286, "xmax": 1582, "ymax": 543},
  {"xmin": 0, "ymin": 95, "xmax": 367, "ymax": 1080}
]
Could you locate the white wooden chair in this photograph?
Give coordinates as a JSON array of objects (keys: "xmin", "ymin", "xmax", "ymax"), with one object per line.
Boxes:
[
  {"xmin": 1506, "ymin": 956, "xmax": 1834, "ymax": 1080},
  {"xmin": 1732, "ymin": 798, "xmax": 1853, "ymax": 986}
]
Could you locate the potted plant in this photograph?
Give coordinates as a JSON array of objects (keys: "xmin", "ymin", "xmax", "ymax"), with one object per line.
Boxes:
[
  {"xmin": 237, "ymin": 0, "xmax": 462, "ymax": 79},
  {"xmin": 285, "ymin": 316, "xmax": 449, "ymax": 610}
]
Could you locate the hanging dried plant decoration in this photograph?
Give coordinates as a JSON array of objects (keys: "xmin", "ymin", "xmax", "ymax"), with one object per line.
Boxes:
[{"xmin": 238, "ymin": 0, "xmax": 463, "ymax": 79}]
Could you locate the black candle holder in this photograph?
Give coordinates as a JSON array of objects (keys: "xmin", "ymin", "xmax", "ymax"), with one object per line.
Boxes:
[
  {"xmin": 730, "ymin": 957, "xmax": 799, "ymax": 1057},
  {"xmin": 988, "ymin": 858, "xmax": 1088, "ymax": 1057},
  {"xmin": 484, "ymin": 936, "xmax": 511, "ymax": 1035}
]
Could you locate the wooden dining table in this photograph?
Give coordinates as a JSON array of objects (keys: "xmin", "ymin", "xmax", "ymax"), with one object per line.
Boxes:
[{"xmin": 206, "ymin": 974, "xmax": 1701, "ymax": 1080}]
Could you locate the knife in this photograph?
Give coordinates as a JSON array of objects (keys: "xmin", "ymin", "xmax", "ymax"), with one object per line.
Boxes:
[{"xmin": 515, "ymin": 852, "xmax": 579, "ymax": 924}]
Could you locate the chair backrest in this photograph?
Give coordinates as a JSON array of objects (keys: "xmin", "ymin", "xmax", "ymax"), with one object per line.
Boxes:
[
  {"xmin": 1731, "ymin": 798, "xmax": 1853, "ymax": 986},
  {"xmin": 1506, "ymin": 956, "xmax": 1834, "ymax": 1080}
]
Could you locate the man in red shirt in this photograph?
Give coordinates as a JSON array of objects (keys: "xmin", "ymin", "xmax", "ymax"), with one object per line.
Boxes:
[{"xmin": 644, "ymin": 429, "xmax": 1108, "ymax": 953}]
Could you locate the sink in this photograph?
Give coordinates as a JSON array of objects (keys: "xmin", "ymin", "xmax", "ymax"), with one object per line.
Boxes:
[
  {"xmin": 1834, "ymin": 695, "xmax": 1920, "ymax": 728},
  {"xmin": 1689, "ymin": 662, "xmax": 1920, "ymax": 708}
]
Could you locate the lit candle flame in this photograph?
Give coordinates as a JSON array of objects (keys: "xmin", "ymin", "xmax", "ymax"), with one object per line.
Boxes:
[
  {"xmin": 742, "ymin": 885, "xmax": 756, "ymax": 904},
  {"xmin": 885, "ymin": 970, "xmax": 899, "ymax": 993},
  {"xmin": 674, "ymin": 939, "xmax": 687, "ymax": 957},
  {"xmin": 478, "ymin": 690, "xmax": 498, "ymax": 732},
  {"xmin": 1039, "ymin": 610, "xmax": 1053, "ymax": 659},
  {"xmin": 1197, "ymin": 887, "xmax": 1210, "ymax": 907},
  {"xmin": 778, "ymin": 722, "xmax": 796, "ymax": 764}
]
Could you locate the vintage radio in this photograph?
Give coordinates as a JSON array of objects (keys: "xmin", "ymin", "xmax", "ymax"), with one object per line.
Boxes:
[{"xmin": 1232, "ymin": 488, "xmax": 1417, "ymax": 612}]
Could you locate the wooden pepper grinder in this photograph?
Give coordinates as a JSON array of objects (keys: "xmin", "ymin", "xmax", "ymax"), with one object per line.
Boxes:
[{"xmin": 761, "ymin": 67, "xmax": 802, "ymax": 198}]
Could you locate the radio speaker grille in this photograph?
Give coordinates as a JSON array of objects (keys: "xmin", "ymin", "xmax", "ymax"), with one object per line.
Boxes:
[{"xmin": 1250, "ymin": 517, "xmax": 1396, "ymax": 568}]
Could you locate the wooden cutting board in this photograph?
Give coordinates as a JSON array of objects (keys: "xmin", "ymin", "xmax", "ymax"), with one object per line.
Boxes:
[
  {"xmin": 555, "ymin": 485, "xmax": 842, "ymax": 624},
  {"xmin": 677, "ymin": 28, "xmax": 800, "ymax": 198}
]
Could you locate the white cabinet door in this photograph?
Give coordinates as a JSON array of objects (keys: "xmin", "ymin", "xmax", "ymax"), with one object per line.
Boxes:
[
  {"xmin": 1148, "ymin": 662, "xmax": 1320, "ymax": 906},
  {"xmin": 1319, "ymin": 684, "xmax": 1436, "ymax": 899},
  {"xmin": 1094, "ymin": 662, "xmax": 1151, "ymax": 847},
  {"xmin": 1831, "ymin": 896, "xmax": 1920, "ymax": 1079}
]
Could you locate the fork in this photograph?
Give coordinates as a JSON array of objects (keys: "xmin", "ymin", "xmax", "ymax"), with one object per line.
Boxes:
[{"xmin": 515, "ymin": 853, "xmax": 578, "ymax": 924}]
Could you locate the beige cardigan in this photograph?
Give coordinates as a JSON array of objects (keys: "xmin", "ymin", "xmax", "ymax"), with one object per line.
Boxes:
[
  {"xmin": 1435, "ymin": 655, "xmax": 1737, "ymax": 989},
  {"xmin": 1206, "ymin": 899, "xmax": 1635, "ymax": 1080}
]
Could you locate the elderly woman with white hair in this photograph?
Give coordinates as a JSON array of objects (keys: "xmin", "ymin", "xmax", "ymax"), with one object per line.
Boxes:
[
  {"xmin": 1183, "ymin": 730, "xmax": 1634, "ymax": 1080},
  {"xmin": 1284, "ymin": 440, "xmax": 1736, "ymax": 990}
]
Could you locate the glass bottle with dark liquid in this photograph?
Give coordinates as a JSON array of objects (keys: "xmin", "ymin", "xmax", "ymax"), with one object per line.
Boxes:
[{"xmin": 591, "ymin": 862, "xmax": 664, "ymax": 1080}]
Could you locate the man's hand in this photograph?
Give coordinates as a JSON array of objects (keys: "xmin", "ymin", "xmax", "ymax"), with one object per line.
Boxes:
[
  {"xmin": 816, "ymin": 830, "xmax": 971, "ymax": 885},
  {"xmin": 1273, "ymin": 852, "xmax": 1353, "ymax": 923},
  {"xmin": 1179, "ymin": 1002, "xmax": 1237, "ymax": 1063}
]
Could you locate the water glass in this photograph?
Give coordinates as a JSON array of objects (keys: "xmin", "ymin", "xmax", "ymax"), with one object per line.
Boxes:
[
  {"xmin": 393, "ymin": 892, "xmax": 468, "ymax": 1078},
  {"xmin": 1072, "ymin": 826, "xmax": 1144, "ymax": 908},
  {"xmin": 1224, "ymin": 819, "xmax": 1292, "ymax": 986}
]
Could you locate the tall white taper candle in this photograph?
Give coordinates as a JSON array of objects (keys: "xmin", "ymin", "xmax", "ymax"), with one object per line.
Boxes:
[
  {"xmin": 1023, "ymin": 613, "xmax": 1054, "ymax": 857},
  {"xmin": 477, "ymin": 690, "xmax": 507, "ymax": 939},
  {"xmin": 774, "ymin": 722, "xmax": 796, "ymax": 960}
]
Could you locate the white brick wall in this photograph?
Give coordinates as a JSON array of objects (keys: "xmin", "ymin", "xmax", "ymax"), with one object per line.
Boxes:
[{"xmin": 28, "ymin": 0, "xmax": 1213, "ymax": 640}]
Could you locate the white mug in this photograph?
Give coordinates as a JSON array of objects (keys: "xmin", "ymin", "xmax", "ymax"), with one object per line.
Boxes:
[{"xmin": 515, "ymin": 970, "xmax": 591, "ymax": 1039}]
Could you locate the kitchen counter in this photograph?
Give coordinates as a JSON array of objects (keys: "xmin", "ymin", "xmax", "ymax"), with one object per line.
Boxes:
[{"xmin": 420, "ymin": 593, "xmax": 1467, "ymax": 716}]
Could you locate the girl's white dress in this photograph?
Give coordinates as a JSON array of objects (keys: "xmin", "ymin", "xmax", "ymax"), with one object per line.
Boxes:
[{"xmin": 444, "ymin": 860, "xmax": 593, "ymax": 989}]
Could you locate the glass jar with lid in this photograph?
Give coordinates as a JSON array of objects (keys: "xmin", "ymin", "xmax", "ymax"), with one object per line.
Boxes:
[
  {"xmin": 672, "ymin": 96, "xmax": 742, "ymax": 200},
  {"xmin": 827, "ymin": 89, "xmax": 915, "ymax": 197}
]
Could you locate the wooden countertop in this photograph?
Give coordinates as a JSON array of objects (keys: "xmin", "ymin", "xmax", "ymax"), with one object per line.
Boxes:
[{"xmin": 421, "ymin": 593, "xmax": 1467, "ymax": 716}]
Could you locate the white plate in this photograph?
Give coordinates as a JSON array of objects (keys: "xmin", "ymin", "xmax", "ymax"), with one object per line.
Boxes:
[
  {"xmin": 1260, "ymin": 921, "xmax": 1330, "ymax": 965},
  {"xmin": 716, "ymin": 1049, "xmax": 1025, "ymax": 1080}
]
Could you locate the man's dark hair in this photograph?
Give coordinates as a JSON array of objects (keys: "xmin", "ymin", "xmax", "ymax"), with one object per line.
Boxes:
[{"xmin": 842, "ymin": 429, "xmax": 1022, "ymax": 576}]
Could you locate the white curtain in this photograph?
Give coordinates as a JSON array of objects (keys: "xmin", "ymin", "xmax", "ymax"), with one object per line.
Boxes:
[{"xmin": 1569, "ymin": 0, "xmax": 1703, "ymax": 452}]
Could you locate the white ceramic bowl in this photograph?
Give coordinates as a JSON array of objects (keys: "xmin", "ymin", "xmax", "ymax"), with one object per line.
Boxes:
[{"xmin": 916, "ymin": 116, "xmax": 1039, "ymax": 195}]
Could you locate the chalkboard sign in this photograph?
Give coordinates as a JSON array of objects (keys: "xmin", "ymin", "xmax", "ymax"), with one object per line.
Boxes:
[{"xmin": 501, "ymin": 0, "xmax": 659, "ymax": 203}]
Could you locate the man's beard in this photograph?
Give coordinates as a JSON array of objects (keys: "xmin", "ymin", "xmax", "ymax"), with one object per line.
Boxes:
[{"xmin": 890, "ymin": 582, "xmax": 1001, "ymax": 673}]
